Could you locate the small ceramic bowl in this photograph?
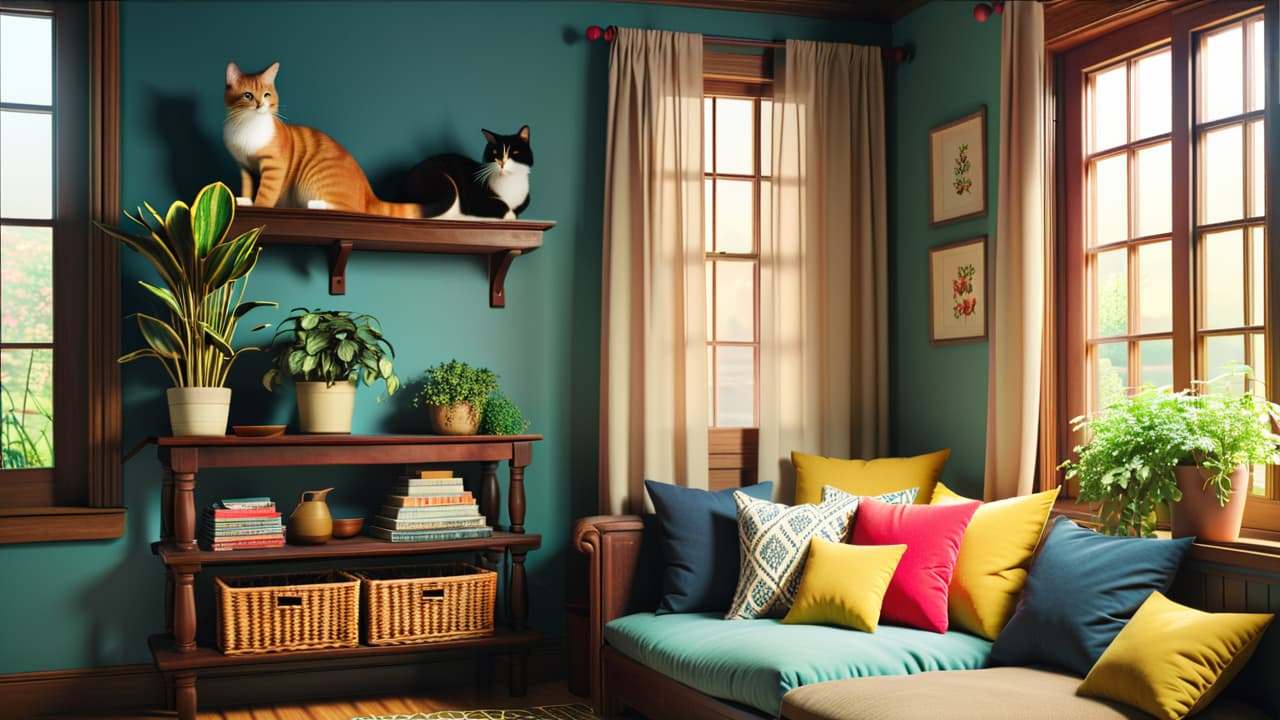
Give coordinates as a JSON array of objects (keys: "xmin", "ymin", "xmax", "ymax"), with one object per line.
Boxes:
[{"xmin": 331, "ymin": 517, "xmax": 365, "ymax": 539}]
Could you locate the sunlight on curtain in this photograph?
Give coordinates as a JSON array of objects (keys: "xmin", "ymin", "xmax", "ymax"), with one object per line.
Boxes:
[{"xmin": 599, "ymin": 28, "xmax": 706, "ymax": 514}]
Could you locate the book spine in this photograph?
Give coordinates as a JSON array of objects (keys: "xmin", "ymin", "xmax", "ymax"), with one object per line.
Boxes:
[
  {"xmin": 371, "ymin": 515, "xmax": 488, "ymax": 531},
  {"xmin": 378, "ymin": 505, "xmax": 481, "ymax": 519},
  {"xmin": 367, "ymin": 526, "xmax": 493, "ymax": 542},
  {"xmin": 205, "ymin": 508, "xmax": 279, "ymax": 519},
  {"xmin": 384, "ymin": 492, "xmax": 474, "ymax": 507},
  {"xmin": 416, "ymin": 469, "xmax": 456, "ymax": 479},
  {"xmin": 389, "ymin": 485, "xmax": 466, "ymax": 497},
  {"xmin": 396, "ymin": 476, "xmax": 463, "ymax": 486}
]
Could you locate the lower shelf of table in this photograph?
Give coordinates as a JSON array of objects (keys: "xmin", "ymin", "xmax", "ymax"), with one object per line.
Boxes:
[
  {"xmin": 148, "ymin": 628, "xmax": 543, "ymax": 672},
  {"xmin": 154, "ymin": 531, "xmax": 541, "ymax": 566}
]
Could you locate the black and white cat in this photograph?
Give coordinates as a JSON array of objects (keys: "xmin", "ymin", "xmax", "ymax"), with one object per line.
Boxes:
[{"xmin": 402, "ymin": 126, "xmax": 532, "ymax": 220}]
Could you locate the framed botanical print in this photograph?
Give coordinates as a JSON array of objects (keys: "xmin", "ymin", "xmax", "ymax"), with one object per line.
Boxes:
[
  {"xmin": 929, "ymin": 236, "xmax": 988, "ymax": 345},
  {"xmin": 929, "ymin": 108, "xmax": 987, "ymax": 226}
]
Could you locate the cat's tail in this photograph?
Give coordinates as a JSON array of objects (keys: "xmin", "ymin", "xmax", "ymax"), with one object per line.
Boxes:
[{"xmin": 367, "ymin": 195, "xmax": 425, "ymax": 219}]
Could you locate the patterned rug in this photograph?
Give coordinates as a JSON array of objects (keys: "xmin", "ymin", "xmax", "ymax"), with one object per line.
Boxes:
[{"xmin": 352, "ymin": 704, "xmax": 600, "ymax": 720}]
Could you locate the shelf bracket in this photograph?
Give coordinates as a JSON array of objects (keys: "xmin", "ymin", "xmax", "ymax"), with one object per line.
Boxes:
[
  {"xmin": 329, "ymin": 240, "xmax": 354, "ymax": 295},
  {"xmin": 488, "ymin": 249, "xmax": 522, "ymax": 308}
]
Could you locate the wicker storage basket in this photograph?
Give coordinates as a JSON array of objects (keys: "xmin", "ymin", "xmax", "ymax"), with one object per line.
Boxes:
[
  {"xmin": 351, "ymin": 563, "xmax": 496, "ymax": 646},
  {"xmin": 215, "ymin": 570, "xmax": 359, "ymax": 655}
]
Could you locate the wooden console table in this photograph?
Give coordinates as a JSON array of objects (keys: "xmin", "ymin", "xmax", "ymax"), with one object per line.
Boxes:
[{"xmin": 147, "ymin": 434, "xmax": 543, "ymax": 720}]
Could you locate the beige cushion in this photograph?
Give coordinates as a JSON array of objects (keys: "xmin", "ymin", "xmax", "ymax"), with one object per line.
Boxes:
[{"xmin": 779, "ymin": 667, "xmax": 1269, "ymax": 720}]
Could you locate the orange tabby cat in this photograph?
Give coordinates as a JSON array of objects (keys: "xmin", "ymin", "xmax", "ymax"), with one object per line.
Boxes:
[{"xmin": 223, "ymin": 61, "xmax": 422, "ymax": 218}]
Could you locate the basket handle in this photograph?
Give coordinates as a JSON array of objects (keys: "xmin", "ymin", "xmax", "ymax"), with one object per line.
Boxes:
[
  {"xmin": 277, "ymin": 595, "xmax": 303, "ymax": 608},
  {"xmin": 421, "ymin": 589, "xmax": 444, "ymax": 601}
]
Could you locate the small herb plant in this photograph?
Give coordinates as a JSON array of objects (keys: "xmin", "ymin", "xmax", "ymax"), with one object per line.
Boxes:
[
  {"xmin": 480, "ymin": 392, "xmax": 530, "ymax": 435},
  {"xmin": 413, "ymin": 360, "xmax": 498, "ymax": 414},
  {"xmin": 262, "ymin": 308, "xmax": 399, "ymax": 395},
  {"xmin": 1060, "ymin": 367, "xmax": 1280, "ymax": 537}
]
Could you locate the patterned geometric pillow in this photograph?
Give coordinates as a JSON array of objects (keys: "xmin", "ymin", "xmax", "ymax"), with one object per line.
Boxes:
[
  {"xmin": 822, "ymin": 484, "xmax": 919, "ymax": 506},
  {"xmin": 724, "ymin": 491, "xmax": 861, "ymax": 620}
]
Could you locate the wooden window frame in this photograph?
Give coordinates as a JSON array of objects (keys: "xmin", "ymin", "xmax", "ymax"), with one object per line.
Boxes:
[
  {"xmin": 0, "ymin": 0, "xmax": 121, "ymax": 543},
  {"xmin": 704, "ymin": 47, "xmax": 771, "ymax": 490},
  {"xmin": 1052, "ymin": 1, "xmax": 1280, "ymax": 537}
]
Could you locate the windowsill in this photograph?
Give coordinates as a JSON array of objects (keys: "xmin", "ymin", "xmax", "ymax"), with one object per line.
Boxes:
[
  {"xmin": 0, "ymin": 506, "xmax": 126, "ymax": 544},
  {"xmin": 1052, "ymin": 497, "xmax": 1280, "ymax": 575}
]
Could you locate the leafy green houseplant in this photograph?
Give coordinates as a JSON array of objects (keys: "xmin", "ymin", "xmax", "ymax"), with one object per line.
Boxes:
[
  {"xmin": 95, "ymin": 181, "xmax": 276, "ymax": 435},
  {"xmin": 413, "ymin": 360, "xmax": 498, "ymax": 435},
  {"xmin": 1061, "ymin": 369, "xmax": 1280, "ymax": 539},
  {"xmin": 480, "ymin": 392, "xmax": 531, "ymax": 435},
  {"xmin": 263, "ymin": 308, "xmax": 399, "ymax": 433}
]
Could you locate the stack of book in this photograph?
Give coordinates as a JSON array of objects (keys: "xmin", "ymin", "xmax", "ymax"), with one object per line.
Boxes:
[
  {"xmin": 200, "ymin": 497, "xmax": 286, "ymax": 551},
  {"xmin": 369, "ymin": 470, "xmax": 492, "ymax": 543}
]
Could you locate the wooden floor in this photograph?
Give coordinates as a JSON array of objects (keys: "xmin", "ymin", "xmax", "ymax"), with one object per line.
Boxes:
[{"xmin": 38, "ymin": 678, "xmax": 585, "ymax": 720}]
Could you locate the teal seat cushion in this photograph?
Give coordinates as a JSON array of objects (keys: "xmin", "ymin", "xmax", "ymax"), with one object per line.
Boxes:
[{"xmin": 605, "ymin": 612, "xmax": 992, "ymax": 716}]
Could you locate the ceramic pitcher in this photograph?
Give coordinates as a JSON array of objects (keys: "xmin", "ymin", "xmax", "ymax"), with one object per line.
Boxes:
[{"xmin": 287, "ymin": 487, "xmax": 334, "ymax": 544}]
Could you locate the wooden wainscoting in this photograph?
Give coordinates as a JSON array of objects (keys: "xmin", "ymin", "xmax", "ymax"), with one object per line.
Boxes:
[{"xmin": 708, "ymin": 428, "xmax": 759, "ymax": 491}]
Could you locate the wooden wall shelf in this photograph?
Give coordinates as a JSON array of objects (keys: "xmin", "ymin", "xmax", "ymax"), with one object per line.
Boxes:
[{"xmin": 228, "ymin": 206, "xmax": 554, "ymax": 306}]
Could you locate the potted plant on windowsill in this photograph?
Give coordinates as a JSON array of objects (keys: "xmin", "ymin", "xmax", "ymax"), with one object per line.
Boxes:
[
  {"xmin": 1060, "ymin": 368, "xmax": 1280, "ymax": 540},
  {"xmin": 262, "ymin": 308, "xmax": 399, "ymax": 433},
  {"xmin": 95, "ymin": 181, "xmax": 277, "ymax": 436},
  {"xmin": 413, "ymin": 360, "xmax": 498, "ymax": 435}
]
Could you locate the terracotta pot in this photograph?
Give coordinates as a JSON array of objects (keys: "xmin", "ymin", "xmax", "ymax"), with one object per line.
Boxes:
[
  {"xmin": 1171, "ymin": 465, "xmax": 1249, "ymax": 542},
  {"xmin": 296, "ymin": 380, "xmax": 356, "ymax": 434},
  {"xmin": 428, "ymin": 402, "xmax": 480, "ymax": 435},
  {"xmin": 166, "ymin": 387, "xmax": 231, "ymax": 436}
]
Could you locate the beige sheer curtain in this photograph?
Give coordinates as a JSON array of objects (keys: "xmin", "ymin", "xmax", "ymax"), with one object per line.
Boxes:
[
  {"xmin": 984, "ymin": 1, "xmax": 1047, "ymax": 500},
  {"xmin": 599, "ymin": 28, "xmax": 706, "ymax": 514},
  {"xmin": 760, "ymin": 40, "xmax": 889, "ymax": 503}
]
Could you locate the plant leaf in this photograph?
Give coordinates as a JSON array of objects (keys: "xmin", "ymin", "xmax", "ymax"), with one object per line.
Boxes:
[
  {"xmin": 136, "ymin": 313, "xmax": 184, "ymax": 359},
  {"xmin": 137, "ymin": 281, "xmax": 181, "ymax": 316},
  {"xmin": 191, "ymin": 181, "xmax": 234, "ymax": 258},
  {"xmin": 337, "ymin": 340, "xmax": 358, "ymax": 363}
]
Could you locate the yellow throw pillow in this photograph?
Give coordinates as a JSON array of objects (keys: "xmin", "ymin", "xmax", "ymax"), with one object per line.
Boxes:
[
  {"xmin": 1078, "ymin": 591, "xmax": 1273, "ymax": 720},
  {"xmin": 931, "ymin": 482, "xmax": 1059, "ymax": 639},
  {"xmin": 792, "ymin": 449, "xmax": 950, "ymax": 505},
  {"xmin": 781, "ymin": 538, "xmax": 907, "ymax": 633}
]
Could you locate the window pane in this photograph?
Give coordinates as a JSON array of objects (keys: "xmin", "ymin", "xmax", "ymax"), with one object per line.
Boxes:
[
  {"xmin": 715, "ymin": 345, "xmax": 754, "ymax": 427},
  {"xmin": 1135, "ymin": 143, "xmax": 1171, "ymax": 236},
  {"xmin": 1249, "ymin": 120, "xmax": 1264, "ymax": 217},
  {"xmin": 1202, "ymin": 228, "xmax": 1244, "ymax": 329},
  {"xmin": 760, "ymin": 100, "xmax": 772, "ymax": 177},
  {"xmin": 1249, "ymin": 19, "xmax": 1264, "ymax": 112},
  {"xmin": 704, "ymin": 179, "xmax": 714, "ymax": 252},
  {"xmin": 1139, "ymin": 338, "xmax": 1173, "ymax": 388},
  {"xmin": 1, "ymin": 226, "xmax": 52, "ymax": 343},
  {"xmin": 704, "ymin": 98, "xmax": 715, "ymax": 172},
  {"xmin": 0, "ymin": 110, "xmax": 53, "ymax": 220},
  {"xmin": 1200, "ymin": 25, "xmax": 1244, "ymax": 122},
  {"xmin": 1200, "ymin": 124, "xmax": 1244, "ymax": 225},
  {"xmin": 1095, "ymin": 342, "xmax": 1128, "ymax": 409},
  {"xmin": 1091, "ymin": 153, "xmax": 1128, "ymax": 245},
  {"xmin": 1095, "ymin": 249, "xmax": 1128, "ymax": 336},
  {"xmin": 760, "ymin": 179, "xmax": 772, "ymax": 249},
  {"xmin": 1091, "ymin": 64, "xmax": 1127, "ymax": 152},
  {"xmin": 1137, "ymin": 241, "xmax": 1171, "ymax": 334},
  {"xmin": 1250, "ymin": 333, "xmax": 1265, "ymax": 397},
  {"xmin": 1133, "ymin": 50, "xmax": 1171, "ymax": 139},
  {"xmin": 705, "ymin": 262, "xmax": 714, "ymax": 339},
  {"xmin": 715, "ymin": 98, "xmax": 753, "ymax": 176},
  {"xmin": 1202, "ymin": 334, "xmax": 1245, "ymax": 391},
  {"xmin": 715, "ymin": 179, "xmax": 754, "ymax": 254},
  {"xmin": 0, "ymin": 14, "xmax": 52, "ymax": 106},
  {"xmin": 707, "ymin": 350, "xmax": 714, "ymax": 427},
  {"xmin": 1250, "ymin": 226, "xmax": 1264, "ymax": 324},
  {"xmin": 715, "ymin": 261, "xmax": 755, "ymax": 342},
  {"xmin": 0, "ymin": 348, "xmax": 53, "ymax": 469}
]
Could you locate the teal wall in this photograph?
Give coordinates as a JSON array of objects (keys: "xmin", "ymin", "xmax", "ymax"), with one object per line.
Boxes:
[
  {"xmin": 889, "ymin": 2, "xmax": 1002, "ymax": 499},
  {"xmin": 0, "ymin": 1, "xmax": 885, "ymax": 674}
]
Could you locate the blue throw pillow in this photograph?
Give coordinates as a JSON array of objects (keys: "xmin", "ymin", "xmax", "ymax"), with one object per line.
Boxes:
[
  {"xmin": 988, "ymin": 516, "xmax": 1193, "ymax": 676},
  {"xmin": 644, "ymin": 480, "xmax": 774, "ymax": 614}
]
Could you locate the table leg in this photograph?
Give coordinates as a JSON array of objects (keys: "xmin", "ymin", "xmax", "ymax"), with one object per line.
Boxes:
[
  {"xmin": 173, "ymin": 671, "xmax": 197, "ymax": 720},
  {"xmin": 161, "ymin": 467, "xmax": 174, "ymax": 544},
  {"xmin": 508, "ymin": 463, "xmax": 526, "ymax": 534},
  {"xmin": 173, "ymin": 471, "xmax": 197, "ymax": 551},
  {"xmin": 511, "ymin": 550, "xmax": 528, "ymax": 630},
  {"xmin": 173, "ymin": 565, "xmax": 198, "ymax": 652},
  {"xmin": 480, "ymin": 461, "xmax": 503, "ymax": 569},
  {"xmin": 164, "ymin": 568, "xmax": 174, "ymax": 635}
]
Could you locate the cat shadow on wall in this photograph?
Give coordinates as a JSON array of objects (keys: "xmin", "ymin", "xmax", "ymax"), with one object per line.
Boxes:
[{"xmin": 146, "ymin": 87, "xmax": 234, "ymax": 200}]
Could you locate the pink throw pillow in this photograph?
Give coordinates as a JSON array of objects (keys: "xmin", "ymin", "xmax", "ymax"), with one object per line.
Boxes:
[{"xmin": 851, "ymin": 497, "xmax": 980, "ymax": 633}]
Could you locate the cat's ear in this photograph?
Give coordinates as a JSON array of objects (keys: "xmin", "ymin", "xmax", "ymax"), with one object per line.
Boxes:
[
  {"xmin": 226, "ymin": 62, "xmax": 243, "ymax": 86},
  {"xmin": 517, "ymin": 125, "xmax": 530, "ymax": 142},
  {"xmin": 262, "ymin": 62, "xmax": 281, "ymax": 85},
  {"xmin": 481, "ymin": 129, "xmax": 498, "ymax": 145}
]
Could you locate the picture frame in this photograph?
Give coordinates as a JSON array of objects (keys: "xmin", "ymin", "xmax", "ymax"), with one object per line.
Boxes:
[
  {"xmin": 929, "ymin": 236, "xmax": 988, "ymax": 345},
  {"xmin": 929, "ymin": 107, "xmax": 987, "ymax": 227}
]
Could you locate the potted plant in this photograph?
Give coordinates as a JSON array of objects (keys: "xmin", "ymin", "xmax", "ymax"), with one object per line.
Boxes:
[
  {"xmin": 262, "ymin": 308, "xmax": 399, "ymax": 433},
  {"xmin": 413, "ymin": 360, "xmax": 498, "ymax": 435},
  {"xmin": 95, "ymin": 181, "xmax": 276, "ymax": 436},
  {"xmin": 1061, "ymin": 368, "xmax": 1280, "ymax": 540},
  {"xmin": 479, "ymin": 391, "xmax": 531, "ymax": 435}
]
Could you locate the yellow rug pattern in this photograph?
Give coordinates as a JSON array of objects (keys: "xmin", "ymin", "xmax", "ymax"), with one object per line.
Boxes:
[{"xmin": 352, "ymin": 703, "xmax": 599, "ymax": 720}]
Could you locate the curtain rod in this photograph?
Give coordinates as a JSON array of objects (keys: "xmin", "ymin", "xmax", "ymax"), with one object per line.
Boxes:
[{"xmin": 582, "ymin": 26, "xmax": 910, "ymax": 61}]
